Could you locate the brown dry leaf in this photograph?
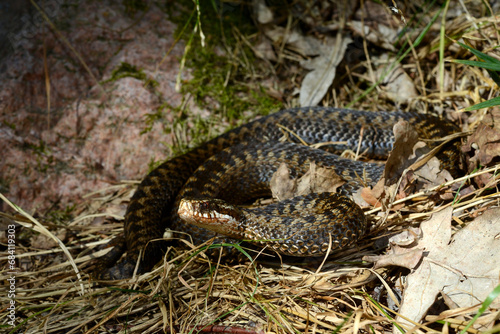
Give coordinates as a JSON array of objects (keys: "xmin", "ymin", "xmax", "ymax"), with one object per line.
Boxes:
[
  {"xmin": 463, "ymin": 122, "xmax": 500, "ymax": 167},
  {"xmin": 270, "ymin": 162, "xmax": 345, "ymax": 200},
  {"xmin": 361, "ymin": 120, "xmax": 420, "ymax": 206},
  {"xmin": 394, "ymin": 207, "xmax": 500, "ymax": 332},
  {"xmin": 364, "ymin": 228, "xmax": 423, "ymax": 269},
  {"xmin": 462, "ymin": 115, "xmax": 500, "ymax": 188},
  {"xmin": 362, "ymin": 120, "xmax": 457, "ymax": 207},
  {"xmin": 296, "ymin": 162, "xmax": 345, "ymax": 196},
  {"xmin": 384, "ymin": 120, "xmax": 420, "ymax": 182},
  {"xmin": 355, "ymin": 187, "xmax": 378, "ymax": 208},
  {"xmin": 482, "ymin": 108, "xmax": 500, "ymax": 126}
]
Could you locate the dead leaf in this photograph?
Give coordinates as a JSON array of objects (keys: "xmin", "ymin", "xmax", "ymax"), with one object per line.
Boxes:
[
  {"xmin": 299, "ymin": 35, "xmax": 351, "ymax": 106},
  {"xmin": 413, "ymin": 156, "xmax": 454, "ymax": 191},
  {"xmin": 365, "ymin": 247, "xmax": 424, "ymax": 270},
  {"xmin": 362, "ymin": 120, "xmax": 458, "ymax": 210},
  {"xmin": 264, "ymin": 27, "xmax": 321, "ymax": 57},
  {"xmin": 384, "ymin": 120, "xmax": 420, "ymax": 182},
  {"xmin": 463, "ymin": 122, "xmax": 500, "ymax": 167},
  {"xmin": 270, "ymin": 162, "xmax": 297, "ymax": 201},
  {"xmin": 348, "ymin": 21, "xmax": 397, "ymax": 52},
  {"xmin": 296, "ymin": 162, "xmax": 345, "ymax": 196},
  {"xmin": 350, "ymin": 1, "xmax": 400, "ymax": 51},
  {"xmin": 376, "ymin": 62, "xmax": 418, "ymax": 103},
  {"xmin": 353, "ymin": 187, "xmax": 376, "ymax": 208},
  {"xmin": 388, "ymin": 227, "xmax": 421, "ymax": 246},
  {"xmin": 462, "ymin": 115, "xmax": 500, "ymax": 188},
  {"xmin": 253, "ymin": 0, "xmax": 273, "ymax": 24},
  {"xmin": 259, "ymin": 20, "xmax": 351, "ymax": 106},
  {"xmin": 481, "ymin": 108, "xmax": 500, "ymax": 127},
  {"xmin": 394, "ymin": 207, "xmax": 500, "ymax": 332},
  {"xmin": 361, "ymin": 120, "xmax": 420, "ymax": 206},
  {"xmin": 364, "ymin": 228, "xmax": 423, "ymax": 269},
  {"xmin": 270, "ymin": 162, "xmax": 345, "ymax": 200}
]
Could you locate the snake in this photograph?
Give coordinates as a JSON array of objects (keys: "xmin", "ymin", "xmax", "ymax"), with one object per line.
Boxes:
[
  {"xmin": 112, "ymin": 107, "xmax": 460, "ymax": 278},
  {"xmin": 174, "ymin": 141, "xmax": 379, "ymax": 256}
]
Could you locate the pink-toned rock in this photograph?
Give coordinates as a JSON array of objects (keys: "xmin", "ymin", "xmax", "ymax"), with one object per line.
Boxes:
[{"xmin": 0, "ymin": 2, "xmax": 186, "ymax": 214}]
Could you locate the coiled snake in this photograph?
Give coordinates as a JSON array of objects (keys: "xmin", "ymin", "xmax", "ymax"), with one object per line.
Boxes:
[{"xmin": 115, "ymin": 107, "xmax": 460, "ymax": 277}]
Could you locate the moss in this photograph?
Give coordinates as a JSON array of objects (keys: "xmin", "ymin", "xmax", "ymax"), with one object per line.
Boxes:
[
  {"xmin": 46, "ymin": 204, "xmax": 76, "ymax": 225},
  {"xmin": 142, "ymin": 107, "xmax": 165, "ymax": 135},
  {"xmin": 2, "ymin": 120, "xmax": 16, "ymax": 130},
  {"xmin": 24, "ymin": 140, "xmax": 52, "ymax": 173},
  {"xmin": 180, "ymin": 47, "xmax": 281, "ymax": 123},
  {"xmin": 103, "ymin": 62, "xmax": 159, "ymax": 89}
]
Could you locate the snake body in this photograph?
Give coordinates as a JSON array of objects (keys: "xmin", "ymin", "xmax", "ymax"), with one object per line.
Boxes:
[
  {"xmin": 178, "ymin": 192, "xmax": 367, "ymax": 256},
  {"xmin": 121, "ymin": 107, "xmax": 460, "ymax": 275},
  {"xmin": 173, "ymin": 140, "xmax": 382, "ymax": 255}
]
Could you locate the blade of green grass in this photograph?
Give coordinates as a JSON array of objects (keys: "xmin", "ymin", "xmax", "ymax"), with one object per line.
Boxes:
[
  {"xmin": 449, "ymin": 59, "xmax": 500, "ymax": 71},
  {"xmin": 439, "ymin": 0, "xmax": 451, "ymax": 96},
  {"xmin": 452, "ymin": 39, "xmax": 500, "ymax": 94},
  {"xmin": 455, "ymin": 40, "xmax": 500, "ymax": 64},
  {"xmin": 459, "ymin": 283, "xmax": 500, "ymax": 334},
  {"xmin": 464, "ymin": 96, "xmax": 500, "ymax": 111}
]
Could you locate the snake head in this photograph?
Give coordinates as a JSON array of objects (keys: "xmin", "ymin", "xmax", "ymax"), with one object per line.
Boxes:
[{"xmin": 177, "ymin": 197, "xmax": 245, "ymax": 238}]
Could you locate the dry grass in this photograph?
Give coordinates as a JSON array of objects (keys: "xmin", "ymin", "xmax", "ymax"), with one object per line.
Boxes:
[{"xmin": 1, "ymin": 167, "xmax": 499, "ymax": 333}]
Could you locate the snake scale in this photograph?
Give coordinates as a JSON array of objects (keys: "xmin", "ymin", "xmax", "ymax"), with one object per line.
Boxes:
[{"xmin": 114, "ymin": 107, "xmax": 460, "ymax": 277}]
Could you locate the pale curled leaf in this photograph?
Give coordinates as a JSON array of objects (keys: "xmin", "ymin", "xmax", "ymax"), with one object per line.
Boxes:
[
  {"xmin": 388, "ymin": 227, "xmax": 421, "ymax": 246},
  {"xmin": 253, "ymin": 0, "xmax": 273, "ymax": 24},
  {"xmin": 264, "ymin": 27, "xmax": 322, "ymax": 57},
  {"xmin": 413, "ymin": 156, "xmax": 453, "ymax": 191},
  {"xmin": 270, "ymin": 162, "xmax": 297, "ymax": 201},
  {"xmin": 376, "ymin": 63, "xmax": 418, "ymax": 103},
  {"xmin": 364, "ymin": 247, "xmax": 424, "ymax": 270},
  {"xmin": 299, "ymin": 35, "xmax": 351, "ymax": 106},
  {"xmin": 270, "ymin": 162, "xmax": 345, "ymax": 200},
  {"xmin": 295, "ymin": 162, "xmax": 345, "ymax": 197},
  {"xmin": 348, "ymin": 21, "xmax": 398, "ymax": 52}
]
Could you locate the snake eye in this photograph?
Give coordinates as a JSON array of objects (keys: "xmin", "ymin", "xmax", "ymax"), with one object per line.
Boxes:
[{"xmin": 199, "ymin": 201, "xmax": 209, "ymax": 212}]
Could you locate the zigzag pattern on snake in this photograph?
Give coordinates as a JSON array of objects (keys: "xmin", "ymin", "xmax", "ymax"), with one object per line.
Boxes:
[{"xmin": 115, "ymin": 107, "xmax": 460, "ymax": 277}]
